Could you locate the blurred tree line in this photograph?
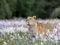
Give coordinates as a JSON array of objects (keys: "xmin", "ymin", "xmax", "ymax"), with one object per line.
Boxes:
[{"xmin": 0, "ymin": 0, "xmax": 60, "ymax": 19}]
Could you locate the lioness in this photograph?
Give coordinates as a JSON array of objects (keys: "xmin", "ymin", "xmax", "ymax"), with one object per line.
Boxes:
[{"xmin": 27, "ymin": 16, "xmax": 53, "ymax": 39}]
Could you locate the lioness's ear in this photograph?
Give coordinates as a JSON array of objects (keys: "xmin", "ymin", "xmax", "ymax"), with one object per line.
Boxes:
[{"xmin": 33, "ymin": 16, "xmax": 36, "ymax": 19}]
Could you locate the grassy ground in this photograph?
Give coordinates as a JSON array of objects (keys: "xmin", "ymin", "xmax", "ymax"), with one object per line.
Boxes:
[{"xmin": 0, "ymin": 31, "xmax": 60, "ymax": 45}]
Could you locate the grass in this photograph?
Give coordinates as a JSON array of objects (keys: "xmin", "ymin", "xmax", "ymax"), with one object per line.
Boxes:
[
  {"xmin": 0, "ymin": 31, "xmax": 60, "ymax": 45},
  {"xmin": 0, "ymin": 31, "xmax": 34, "ymax": 45}
]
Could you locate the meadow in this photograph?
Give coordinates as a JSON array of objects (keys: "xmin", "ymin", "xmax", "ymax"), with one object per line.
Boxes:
[{"xmin": 0, "ymin": 18, "xmax": 60, "ymax": 45}]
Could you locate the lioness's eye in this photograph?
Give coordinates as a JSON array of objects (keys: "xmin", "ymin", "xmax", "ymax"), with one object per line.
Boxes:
[{"xmin": 29, "ymin": 18, "xmax": 31, "ymax": 20}]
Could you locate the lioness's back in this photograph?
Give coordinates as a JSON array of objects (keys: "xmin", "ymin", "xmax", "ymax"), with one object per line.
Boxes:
[{"xmin": 37, "ymin": 22, "xmax": 53, "ymax": 34}]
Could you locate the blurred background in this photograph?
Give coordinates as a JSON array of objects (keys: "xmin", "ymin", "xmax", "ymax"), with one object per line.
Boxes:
[{"xmin": 0, "ymin": 0, "xmax": 60, "ymax": 19}]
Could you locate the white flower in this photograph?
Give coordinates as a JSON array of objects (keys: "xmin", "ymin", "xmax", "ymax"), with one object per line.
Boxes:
[
  {"xmin": 3, "ymin": 28, "xmax": 15, "ymax": 34},
  {"xmin": 41, "ymin": 42, "xmax": 44, "ymax": 45},
  {"xmin": 3, "ymin": 41, "xmax": 7, "ymax": 45},
  {"xmin": 35, "ymin": 43, "xmax": 38, "ymax": 45},
  {"xmin": 54, "ymin": 36, "xmax": 58, "ymax": 41},
  {"xmin": 58, "ymin": 23, "xmax": 60, "ymax": 26},
  {"xmin": 32, "ymin": 38, "xmax": 35, "ymax": 42},
  {"xmin": 19, "ymin": 20, "xmax": 27, "ymax": 25}
]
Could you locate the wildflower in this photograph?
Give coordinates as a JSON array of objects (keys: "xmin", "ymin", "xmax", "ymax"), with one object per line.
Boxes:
[
  {"xmin": 3, "ymin": 41, "xmax": 7, "ymax": 45},
  {"xmin": 35, "ymin": 43, "xmax": 38, "ymax": 45},
  {"xmin": 41, "ymin": 42, "xmax": 44, "ymax": 45}
]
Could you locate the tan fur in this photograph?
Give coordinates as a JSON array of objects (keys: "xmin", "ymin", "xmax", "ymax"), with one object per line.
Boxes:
[{"xmin": 27, "ymin": 16, "xmax": 53, "ymax": 37}]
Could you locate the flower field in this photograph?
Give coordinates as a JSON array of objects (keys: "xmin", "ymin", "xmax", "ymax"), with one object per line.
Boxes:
[{"xmin": 0, "ymin": 19, "xmax": 60, "ymax": 45}]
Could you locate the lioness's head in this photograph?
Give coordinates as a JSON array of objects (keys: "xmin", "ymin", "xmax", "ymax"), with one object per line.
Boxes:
[{"xmin": 27, "ymin": 16, "xmax": 36, "ymax": 26}]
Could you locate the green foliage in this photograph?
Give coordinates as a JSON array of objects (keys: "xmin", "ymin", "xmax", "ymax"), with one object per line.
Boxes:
[
  {"xmin": 0, "ymin": 0, "xmax": 11, "ymax": 19},
  {"xmin": 18, "ymin": 31, "xmax": 25, "ymax": 36},
  {"xmin": 51, "ymin": 7, "xmax": 60, "ymax": 18},
  {"xmin": 0, "ymin": 0, "xmax": 17, "ymax": 19},
  {"xmin": 0, "ymin": 0, "xmax": 60, "ymax": 19},
  {"xmin": 17, "ymin": 0, "xmax": 46, "ymax": 18}
]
